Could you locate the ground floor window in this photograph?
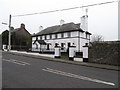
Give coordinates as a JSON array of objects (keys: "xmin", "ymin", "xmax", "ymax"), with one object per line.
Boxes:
[
  {"xmin": 61, "ymin": 43, "xmax": 65, "ymax": 50},
  {"xmin": 55, "ymin": 43, "xmax": 58, "ymax": 47}
]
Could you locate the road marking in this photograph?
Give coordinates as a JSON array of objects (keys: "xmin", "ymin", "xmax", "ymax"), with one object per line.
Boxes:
[
  {"xmin": 11, "ymin": 59, "xmax": 31, "ymax": 65},
  {"xmin": 2, "ymin": 59, "xmax": 30, "ymax": 66},
  {"xmin": 2, "ymin": 59, "xmax": 26, "ymax": 66},
  {"xmin": 42, "ymin": 68, "xmax": 115, "ymax": 86}
]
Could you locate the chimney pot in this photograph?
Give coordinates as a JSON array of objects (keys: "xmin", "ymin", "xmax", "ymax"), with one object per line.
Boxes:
[
  {"xmin": 60, "ymin": 19, "xmax": 65, "ymax": 25},
  {"xmin": 39, "ymin": 26, "xmax": 43, "ymax": 32},
  {"xmin": 20, "ymin": 23, "xmax": 25, "ymax": 29}
]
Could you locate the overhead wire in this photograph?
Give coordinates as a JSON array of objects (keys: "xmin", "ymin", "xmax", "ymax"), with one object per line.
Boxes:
[{"xmin": 12, "ymin": 0, "xmax": 118, "ymax": 17}]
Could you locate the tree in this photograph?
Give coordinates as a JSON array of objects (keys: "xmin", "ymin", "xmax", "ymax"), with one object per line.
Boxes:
[
  {"xmin": 91, "ymin": 34, "xmax": 104, "ymax": 42},
  {"xmin": 1, "ymin": 30, "xmax": 9, "ymax": 45}
]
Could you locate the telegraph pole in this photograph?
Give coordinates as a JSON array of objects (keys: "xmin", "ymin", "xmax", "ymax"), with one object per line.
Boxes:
[{"xmin": 8, "ymin": 14, "xmax": 11, "ymax": 51}]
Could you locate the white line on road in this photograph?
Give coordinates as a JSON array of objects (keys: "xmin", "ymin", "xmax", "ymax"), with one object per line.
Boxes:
[
  {"xmin": 11, "ymin": 59, "xmax": 31, "ymax": 65},
  {"xmin": 42, "ymin": 68, "xmax": 115, "ymax": 86},
  {"xmin": 2, "ymin": 59, "xmax": 30, "ymax": 66}
]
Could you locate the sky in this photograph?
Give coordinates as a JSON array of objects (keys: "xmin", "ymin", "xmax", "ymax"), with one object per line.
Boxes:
[{"xmin": 0, "ymin": 0, "xmax": 118, "ymax": 41}]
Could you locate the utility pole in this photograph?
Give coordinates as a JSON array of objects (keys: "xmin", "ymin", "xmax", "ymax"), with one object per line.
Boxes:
[{"xmin": 8, "ymin": 14, "xmax": 11, "ymax": 51}]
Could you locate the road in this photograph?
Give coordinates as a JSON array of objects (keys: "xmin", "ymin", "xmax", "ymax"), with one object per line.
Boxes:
[{"xmin": 2, "ymin": 52, "xmax": 118, "ymax": 88}]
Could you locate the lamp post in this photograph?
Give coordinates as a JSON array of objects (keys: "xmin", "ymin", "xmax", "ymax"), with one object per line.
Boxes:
[
  {"xmin": 2, "ymin": 15, "xmax": 12, "ymax": 51},
  {"xmin": 8, "ymin": 14, "xmax": 12, "ymax": 51}
]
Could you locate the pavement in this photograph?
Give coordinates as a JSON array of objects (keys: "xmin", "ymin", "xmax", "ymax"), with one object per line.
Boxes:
[{"xmin": 2, "ymin": 50, "xmax": 120, "ymax": 71}]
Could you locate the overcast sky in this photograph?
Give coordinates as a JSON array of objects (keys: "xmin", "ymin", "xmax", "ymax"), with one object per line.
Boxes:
[{"xmin": 0, "ymin": 0, "xmax": 118, "ymax": 41}]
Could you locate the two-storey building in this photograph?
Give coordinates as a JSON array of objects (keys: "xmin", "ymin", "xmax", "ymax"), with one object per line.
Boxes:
[{"xmin": 32, "ymin": 15, "xmax": 91, "ymax": 53}]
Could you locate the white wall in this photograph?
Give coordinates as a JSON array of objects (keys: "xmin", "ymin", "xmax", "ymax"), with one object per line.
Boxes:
[
  {"xmin": 79, "ymin": 38, "xmax": 89, "ymax": 52},
  {"xmin": 44, "ymin": 38, "xmax": 79, "ymax": 52},
  {"xmin": 32, "ymin": 31, "xmax": 90, "ymax": 52}
]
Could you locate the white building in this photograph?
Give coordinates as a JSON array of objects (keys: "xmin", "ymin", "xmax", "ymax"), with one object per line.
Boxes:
[{"xmin": 32, "ymin": 15, "xmax": 91, "ymax": 53}]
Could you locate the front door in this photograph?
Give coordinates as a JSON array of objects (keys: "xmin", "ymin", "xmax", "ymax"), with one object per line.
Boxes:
[
  {"xmin": 47, "ymin": 44, "xmax": 49, "ymax": 50},
  {"xmin": 67, "ymin": 42, "xmax": 71, "ymax": 53}
]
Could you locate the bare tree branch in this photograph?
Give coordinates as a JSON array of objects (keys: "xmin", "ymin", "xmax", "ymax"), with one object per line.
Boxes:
[{"xmin": 91, "ymin": 34, "xmax": 104, "ymax": 42}]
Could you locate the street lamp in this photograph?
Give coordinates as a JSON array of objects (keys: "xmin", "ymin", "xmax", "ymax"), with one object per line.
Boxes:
[
  {"xmin": 2, "ymin": 22, "xmax": 7, "ymax": 25},
  {"xmin": 2, "ymin": 14, "xmax": 12, "ymax": 51}
]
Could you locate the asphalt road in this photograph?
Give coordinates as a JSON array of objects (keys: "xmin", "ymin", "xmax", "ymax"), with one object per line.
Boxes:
[{"xmin": 2, "ymin": 52, "xmax": 118, "ymax": 88}]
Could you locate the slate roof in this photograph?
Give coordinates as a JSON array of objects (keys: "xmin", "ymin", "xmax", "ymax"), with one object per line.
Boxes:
[
  {"xmin": 12, "ymin": 24, "xmax": 31, "ymax": 37},
  {"xmin": 13, "ymin": 28, "xmax": 31, "ymax": 35},
  {"xmin": 34, "ymin": 22, "xmax": 86, "ymax": 36}
]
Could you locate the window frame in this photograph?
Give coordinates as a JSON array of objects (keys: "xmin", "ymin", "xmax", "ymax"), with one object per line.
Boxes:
[{"xmin": 67, "ymin": 32, "xmax": 71, "ymax": 37}]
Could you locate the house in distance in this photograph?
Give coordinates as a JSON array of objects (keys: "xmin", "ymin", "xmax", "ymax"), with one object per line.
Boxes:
[
  {"xmin": 32, "ymin": 15, "xmax": 91, "ymax": 53},
  {"xmin": 11, "ymin": 23, "xmax": 32, "ymax": 51}
]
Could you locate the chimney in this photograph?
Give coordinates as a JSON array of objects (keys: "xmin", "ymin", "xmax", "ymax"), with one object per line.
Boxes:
[
  {"xmin": 39, "ymin": 26, "xmax": 43, "ymax": 32},
  {"xmin": 80, "ymin": 15, "xmax": 88, "ymax": 31},
  {"xmin": 20, "ymin": 23, "xmax": 25, "ymax": 29},
  {"xmin": 80, "ymin": 8, "xmax": 88, "ymax": 31},
  {"xmin": 10, "ymin": 27, "xmax": 14, "ymax": 32},
  {"xmin": 60, "ymin": 19, "xmax": 65, "ymax": 25}
]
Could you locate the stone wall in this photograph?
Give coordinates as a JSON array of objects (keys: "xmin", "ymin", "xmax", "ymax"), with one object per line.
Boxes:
[{"xmin": 88, "ymin": 41, "xmax": 120, "ymax": 66}]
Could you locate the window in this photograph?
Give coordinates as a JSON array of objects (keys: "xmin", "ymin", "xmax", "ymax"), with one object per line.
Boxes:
[
  {"xmin": 85, "ymin": 43, "xmax": 88, "ymax": 46},
  {"xmin": 36, "ymin": 37, "xmax": 38, "ymax": 40},
  {"xmin": 67, "ymin": 32, "xmax": 71, "ymax": 37},
  {"xmin": 61, "ymin": 43, "xmax": 64, "ymax": 50},
  {"xmin": 45, "ymin": 35, "xmax": 47, "ymax": 40},
  {"xmin": 86, "ymin": 34, "xmax": 87, "ymax": 39},
  {"xmin": 67, "ymin": 42, "xmax": 71, "ymax": 47},
  {"xmin": 55, "ymin": 43, "xmax": 58, "ymax": 47},
  {"xmin": 50, "ymin": 34, "xmax": 52, "ymax": 39},
  {"xmin": 40, "ymin": 36, "xmax": 42, "ymax": 40},
  {"xmin": 55, "ymin": 34, "xmax": 57, "ymax": 39},
  {"xmin": 61, "ymin": 33, "xmax": 64, "ymax": 38}
]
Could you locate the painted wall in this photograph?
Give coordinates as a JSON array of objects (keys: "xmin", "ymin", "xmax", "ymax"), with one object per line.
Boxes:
[
  {"xmin": 32, "ymin": 31, "xmax": 90, "ymax": 52},
  {"xmin": 44, "ymin": 38, "xmax": 79, "ymax": 52}
]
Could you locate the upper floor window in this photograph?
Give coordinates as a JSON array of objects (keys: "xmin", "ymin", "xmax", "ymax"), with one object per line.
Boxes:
[
  {"xmin": 40, "ymin": 36, "xmax": 42, "ymax": 40},
  {"xmin": 55, "ymin": 34, "xmax": 57, "ymax": 39},
  {"xmin": 36, "ymin": 37, "xmax": 38, "ymax": 40},
  {"xmin": 67, "ymin": 32, "xmax": 71, "ymax": 37},
  {"xmin": 45, "ymin": 35, "xmax": 47, "ymax": 40},
  {"xmin": 50, "ymin": 34, "xmax": 52, "ymax": 39},
  {"xmin": 61, "ymin": 33, "xmax": 64, "ymax": 38}
]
